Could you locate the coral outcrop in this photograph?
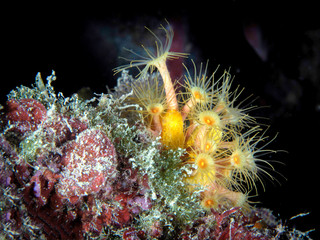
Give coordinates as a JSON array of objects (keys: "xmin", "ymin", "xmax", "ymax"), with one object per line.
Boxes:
[{"xmin": 0, "ymin": 23, "xmax": 314, "ymax": 239}]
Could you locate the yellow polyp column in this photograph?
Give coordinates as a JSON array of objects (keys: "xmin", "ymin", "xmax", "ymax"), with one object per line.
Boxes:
[
  {"xmin": 161, "ymin": 109, "xmax": 185, "ymax": 149},
  {"xmin": 150, "ymin": 54, "xmax": 184, "ymax": 148}
]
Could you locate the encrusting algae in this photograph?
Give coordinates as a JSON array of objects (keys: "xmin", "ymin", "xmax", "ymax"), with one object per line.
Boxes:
[{"xmin": 1, "ymin": 21, "xmax": 313, "ymax": 239}]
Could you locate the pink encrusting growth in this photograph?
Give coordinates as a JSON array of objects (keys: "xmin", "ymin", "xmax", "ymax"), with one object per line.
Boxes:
[
  {"xmin": 5, "ymin": 98, "xmax": 47, "ymax": 134},
  {"xmin": 0, "ymin": 93, "xmax": 153, "ymax": 238},
  {"xmin": 56, "ymin": 129, "xmax": 118, "ymax": 204}
]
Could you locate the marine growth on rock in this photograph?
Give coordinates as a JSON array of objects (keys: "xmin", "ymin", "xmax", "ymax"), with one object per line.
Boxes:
[{"xmin": 0, "ymin": 22, "xmax": 314, "ymax": 239}]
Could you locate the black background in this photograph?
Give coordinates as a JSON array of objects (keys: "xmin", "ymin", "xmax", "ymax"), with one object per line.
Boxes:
[{"xmin": 2, "ymin": 2, "xmax": 319, "ymax": 237}]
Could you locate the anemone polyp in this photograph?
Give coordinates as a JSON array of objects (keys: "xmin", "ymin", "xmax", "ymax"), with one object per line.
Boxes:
[
  {"xmin": 203, "ymin": 138, "xmax": 217, "ymax": 153},
  {"xmin": 201, "ymin": 196, "xmax": 219, "ymax": 210},
  {"xmin": 196, "ymin": 153, "xmax": 213, "ymax": 170},
  {"xmin": 230, "ymin": 151, "xmax": 245, "ymax": 168},
  {"xmin": 198, "ymin": 110, "xmax": 221, "ymax": 128},
  {"xmin": 229, "ymin": 141, "xmax": 258, "ymax": 173},
  {"xmin": 203, "ymin": 199, "xmax": 215, "ymax": 208},
  {"xmin": 186, "ymin": 152, "xmax": 218, "ymax": 186},
  {"xmin": 147, "ymin": 103, "xmax": 164, "ymax": 115},
  {"xmin": 200, "ymin": 189, "xmax": 225, "ymax": 210},
  {"xmin": 191, "ymin": 87, "xmax": 208, "ymax": 103},
  {"xmin": 205, "ymin": 142, "xmax": 212, "ymax": 152}
]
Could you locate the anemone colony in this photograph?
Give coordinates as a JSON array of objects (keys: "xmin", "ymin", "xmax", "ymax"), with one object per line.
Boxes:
[
  {"xmin": 0, "ymin": 22, "xmax": 295, "ymax": 239},
  {"xmin": 114, "ymin": 23, "xmax": 277, "ymax": 211}
]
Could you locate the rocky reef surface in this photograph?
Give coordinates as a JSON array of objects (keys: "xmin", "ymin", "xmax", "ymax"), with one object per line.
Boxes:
[{"xmin": 0, "ymin": 71, "xmax": 314, "ymax": 239}]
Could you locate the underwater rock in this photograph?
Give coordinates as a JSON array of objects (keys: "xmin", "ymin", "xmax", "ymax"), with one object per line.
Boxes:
[
  {"xmin": 41, "ymin": 113, "xmax": 88, "ymax": 146},
  {"xmin": 0, "ymin": 22, "xmax": 315, "ymax": 239},
  {"xmin": 56, "ymin": 129, "xmax": 118, "ymax": 204},
  {"xmin": 5, "ymin": 98, "xmax": 47, "ymax": 135}
]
